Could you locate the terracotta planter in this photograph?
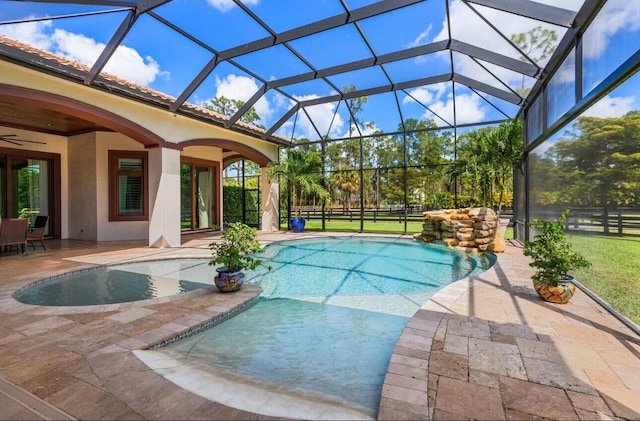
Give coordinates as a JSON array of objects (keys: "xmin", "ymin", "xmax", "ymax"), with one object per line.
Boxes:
[
  {"xmin": 533, "ymin": 276, "xmax": 576, "ymax": 304},
  {"xmin": 214, "ymin": 267, "xmax": 245, "ymax": 292}
]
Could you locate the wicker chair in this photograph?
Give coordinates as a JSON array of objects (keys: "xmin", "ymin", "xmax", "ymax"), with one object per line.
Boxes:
[
  {"xmin": 0, "ymin": 218, "xmax": 29, "ymax": 254},
  {"xmin": 27, "ymin": 215, "xmax": 49, "ymax": 250}
]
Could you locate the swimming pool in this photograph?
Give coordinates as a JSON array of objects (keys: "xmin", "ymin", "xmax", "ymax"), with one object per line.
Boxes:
[
  {"xmin": 13, "ymin": 259, "xmax": 213, "ymax": 306},
  {"xmin": 143, "ymin": 236, "xmax": 494, "ymax": 419}
]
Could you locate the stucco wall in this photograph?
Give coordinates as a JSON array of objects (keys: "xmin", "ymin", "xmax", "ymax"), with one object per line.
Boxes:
[{"xmin": 68, "ymin": 132, "xmax": 97, "ymax": 240}]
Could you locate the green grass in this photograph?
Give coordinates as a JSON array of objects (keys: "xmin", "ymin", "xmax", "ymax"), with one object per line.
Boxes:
[
  {"xmin": 282, "ymin": 219, "xmax": 425, "ymax": 234},
  {"xmin": 283, "ymin": 220, "xmax": 516, "ymax": 238},
  {"xmin": 569, "ymin": 234, "xmax": 640, "ymax": 325}
]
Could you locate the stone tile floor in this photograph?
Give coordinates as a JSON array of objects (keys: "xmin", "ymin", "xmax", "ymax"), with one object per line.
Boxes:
[{"xmin": 0, "ymin": 232, "xmax": 638, "ymax": 420}]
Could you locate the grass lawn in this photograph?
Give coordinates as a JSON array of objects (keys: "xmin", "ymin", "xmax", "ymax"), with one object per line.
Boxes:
[
  {"xmin": 569, "ymin": 234, "xmax": 640, "ymax": 326},
  {"xmin": 281, "ymin": 219, "xmax": 425, "ymax": 234}
]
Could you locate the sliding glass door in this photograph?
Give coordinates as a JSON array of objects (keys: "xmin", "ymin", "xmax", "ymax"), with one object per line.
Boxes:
[
  {"xmin": 0, "ymin": 148, "xmax": 58, "ymax": 236},
  {"xmin": 181, "ymin": 158, "xmax": 219, "ymax": 231}
]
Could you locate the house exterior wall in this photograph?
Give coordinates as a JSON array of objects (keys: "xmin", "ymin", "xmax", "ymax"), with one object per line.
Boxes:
[
  {"xmin": 95, "ymin": 132, "xmax": 149, "ymax": 242},
  {"xmin": 68, "ymin": 132, "xmax": 97, "ymax": 240},
  {"xmin": 1, "ymin": 60, "xmax": 280, "ymax": 245}
]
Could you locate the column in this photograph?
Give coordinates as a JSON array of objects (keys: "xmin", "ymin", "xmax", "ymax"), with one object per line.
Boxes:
[
  {"xmin": 260, "ymin": 166, "xmax": 280, "ymax": 232},
  {"xmin": 148, "ymin": 147, "xmax": 181, "ymax": 247}
]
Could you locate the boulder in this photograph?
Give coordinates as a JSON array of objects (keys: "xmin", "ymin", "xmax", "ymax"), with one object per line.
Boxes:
[{"xmin": 417, "ymin": 207, "xmax": 506, "ymax": 253}]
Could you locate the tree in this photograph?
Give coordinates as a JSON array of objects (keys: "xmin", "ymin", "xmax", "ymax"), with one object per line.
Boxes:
[
  {"xmin": 511, "ymin": 26, "xmax": 558, "ymax": 95},
  {"xmin": 204, "ymin": 96, "xmax": 262, "ymax": 127},
  {"xmin": 331, "ymin": 170, "xmax": 360, "ymax": 212},
  {"xmin": 457, "ymin": 119, "xmax": 524, "ymax": 212},
  {"xmin": 548, "ymin": 111, "xmax": 640, "ymax": 207},
  {"xmin": 267, "ymin": 148, "xmax": 329, "ymax": 220}
]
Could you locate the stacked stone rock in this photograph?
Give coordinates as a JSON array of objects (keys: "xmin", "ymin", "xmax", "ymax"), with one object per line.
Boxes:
[{"xmin": 415, "ymin": 207, "xmax": 506, "ymax": 253}]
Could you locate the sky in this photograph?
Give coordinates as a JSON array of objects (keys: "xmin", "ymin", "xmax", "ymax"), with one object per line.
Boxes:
[{"xmin": 1, "ymin": 0, "xmax": 639, "ymax": 141}]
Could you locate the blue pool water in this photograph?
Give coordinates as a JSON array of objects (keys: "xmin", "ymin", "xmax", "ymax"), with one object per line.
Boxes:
[
  {"xmin": 13, "ymin": 236, "xmax": 494, "ymax": 414},
  {"xmin": 13, "ymin": 259, "xmax": 213, "ymax": 306},
  {"xmin": 159, "ymin": 237, "xmax": 494, "ymax": 414}
]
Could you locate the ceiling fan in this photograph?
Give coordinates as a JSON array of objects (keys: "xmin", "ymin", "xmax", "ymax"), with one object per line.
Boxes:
[{"xmin": 0, "ymin": 134, "xmax": 46, "ymax": 146}]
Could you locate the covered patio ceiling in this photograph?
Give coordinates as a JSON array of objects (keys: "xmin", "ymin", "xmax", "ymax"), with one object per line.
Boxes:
[{"xmin": 0, "ymin": 0, "xmax": 601, "ymax": 144}]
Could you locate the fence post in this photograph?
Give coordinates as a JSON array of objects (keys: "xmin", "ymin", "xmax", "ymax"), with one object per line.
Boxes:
[
  {"xmin": 618, "ymin": 210, "xmax": 623, "ymax": 236},
  {"xmin": 603, "ymin": 206, "xmax": 609, "ymax": 234}
]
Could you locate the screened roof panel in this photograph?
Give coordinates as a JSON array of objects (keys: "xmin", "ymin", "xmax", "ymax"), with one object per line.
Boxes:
[
  {"xmin": 1, "ymin": 1, "xmax": 120, "ymax": 20},
  {"xmin": 110, "ymin": 15, "xmax": 214, "ymax": 98},
  {"xmin": 397, "ymin": 90, "xmax": 439, "ymax": 127},
  {"xmin": 0, "ymin": 0, "xmax": 597, "ymax": 144},
  {"xmin": 399, "ymin": 83, "xmax": 456, "ymax": 128},
  {"xmin": 446, "ymin": 2, "xmax": 524, "ymax": 61},
  {"xmin": 294, "ymin": 102, "xmax": 343, "ymax": 140},
  {"xmin": 243, "ymin": 0, "xmax": 346, "ymax": 33},
  {"xmin": 357, "ymin": 1, "xmax": 447, "ymax": 55},
  {"xmin": 287, "ymin": 24, "xmax": 374, "ymax": 70},
  {"xmin": 152, "ymin": 0, "xmax": 271, "ymax": 51},
  {"xmin": 452, "ymin": 52, "xmax": 515, "ymax": 92},
  {"xmin": 0, "ymin": 8, "xmax": 126, "ymax": 69},
  {"xmin": 326, "ymin": 66, "xmax": 391, "ymax": 93},
  {"xmin": 277, "ymin": 78, "xmax": 337, "ymax": 100},
  {"xmin": 472, "ymin": 2, "xmax": 574, "ymax": 68},
  {"xmin": 232, "ymin": 45, "xmax": 313, "ymax": 81},
  {"xmin": 187, "ymin": 61, "xmax": 263, "ymax": 112},
  {"xmin": 475, "ymin": 93, "xmax": 521, "ymax": 121},
  {"xmin": 383, "ymin": 53, "xmax": 451, "ymax": 85},
  {"xmin": 348, "ymin": 91, "xmax": 403, "ymax": 135}
]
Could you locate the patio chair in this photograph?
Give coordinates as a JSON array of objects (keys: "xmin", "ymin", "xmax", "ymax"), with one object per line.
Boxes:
[
  {"xmin": 27, "ymin": 215, "xmax": 48, "ymax": 250},
  {"xmin": 0, "ymin": 218, "xmax": 29, "ymax": 255}
]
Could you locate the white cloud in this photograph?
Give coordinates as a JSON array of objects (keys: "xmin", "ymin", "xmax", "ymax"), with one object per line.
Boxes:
[
  {"xmin": 403, "ymin": 84, "xmax": 486, "ymax": 125},
  {"xmin": 0, "ymin": 19, "xmax": 53, "ymax": 50},
  {"xmin": 207, "ymin": 0, "xmax": 259, "ymax": 13},
  {"xmin": 432, "ymin": 92, "xmax": 485, "ymax": 125},
  {"xmin": 582, "ymin": 95, "xmax": 636, "ymax": 118},
  {"xmin": 0, "ymin": 20, "xmax": 166, "ymax": 86},
  {"xmin": 214, "ymin": 74, "xmax": 272, "ymax": 124},
  {"xmin": 429, "ymin": 0, "xmax": 564, "ymax": 89},
  {"xmin": 278, "ymin": 95, "xmax": 344, "ymax": 140},
  {"xmin": 402, "ymin": 84, "xmax": 446, "ymax": 106},
  {"xmin": 408, "ymin": 23, "xmax": 433, "ymax": 48},
  {"xmin": 583, "ymin": 1, "xmax": 640, "ymax": 59}
]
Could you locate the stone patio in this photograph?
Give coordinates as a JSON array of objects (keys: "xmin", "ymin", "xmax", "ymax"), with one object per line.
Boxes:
[{"xmin": 0, "ymin": 232, "xmax": 639, "ymax": 420}]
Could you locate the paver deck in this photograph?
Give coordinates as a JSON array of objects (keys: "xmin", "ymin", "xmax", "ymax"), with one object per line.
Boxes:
[{"xmin": 0, "ymin": 232, "xmax": 638, "ymax": 420}]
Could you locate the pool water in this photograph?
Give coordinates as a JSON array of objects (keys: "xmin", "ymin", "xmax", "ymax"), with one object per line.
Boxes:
[
  {"xmin": 13, "ymin": 259, "xmax": 213, "ymax": 306},
  {"xmin": 158, "ymin": 237, "xmax": 494, "ymax": 414}
]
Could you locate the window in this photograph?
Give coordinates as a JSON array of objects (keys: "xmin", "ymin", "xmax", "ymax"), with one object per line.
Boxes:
[{"xmin": 109, "ymin": 150, "xmax": 148, "ymax": 221}]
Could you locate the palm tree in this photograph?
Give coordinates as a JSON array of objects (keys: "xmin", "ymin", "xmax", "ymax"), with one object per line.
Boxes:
[
  {"xmin": 456, "ymin": 119, "xmax": 524, "ymax": 213},
  {"xmin": 267, "ymin": 148, "xmax": 329, "ymax": 222},
  {"xmin": 330, "ymin": 170, "xmax": 360, "ymax": 213}
]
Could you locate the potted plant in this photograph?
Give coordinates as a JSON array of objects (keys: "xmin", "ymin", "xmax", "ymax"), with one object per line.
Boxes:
[
  {"xmin": 208, "ymin": 222, "xmax": 264, "ymax": 292},
  {"xmin": 523, "ymin": 210, "xmax": 591, "ymax": 303},
  {"xmin": 267, "ymin": 147, "xmax": 329, "ymax": 232}
]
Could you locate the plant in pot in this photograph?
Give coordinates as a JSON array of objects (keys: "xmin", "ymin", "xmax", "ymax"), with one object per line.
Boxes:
[
  {"xmin": 267, "ymin": 147, "xmax": 329, "ymax": 232},
  {"xmin": 208, "ymin": 222, "xmax": 264, "ymax": 292},
  {"xmin": 523, "ymin": 210, "xmax": 591, "ymax": 304}
]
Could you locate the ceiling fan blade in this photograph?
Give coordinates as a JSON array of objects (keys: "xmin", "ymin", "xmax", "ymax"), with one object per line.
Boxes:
[
  {"xmin": 0, "ymin": 135, "xmax": 47, "ymax": 145},
  {"xmin": 12, "ymin": 139, "xmax": 47, "ymax": 145},
  {"xmin": 0, "ymin": 138, "xmax": 22, "ymax": 145}
]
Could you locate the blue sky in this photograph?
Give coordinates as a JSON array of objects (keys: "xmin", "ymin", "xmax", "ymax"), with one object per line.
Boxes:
[{"xmin": 1, "ymin": 0, "xmax": 639, "ymax": 141}]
